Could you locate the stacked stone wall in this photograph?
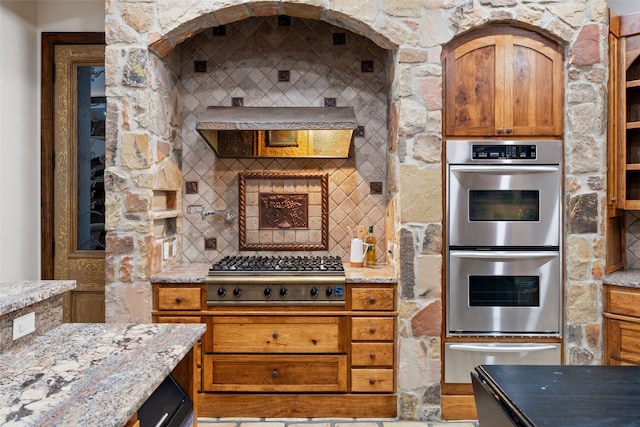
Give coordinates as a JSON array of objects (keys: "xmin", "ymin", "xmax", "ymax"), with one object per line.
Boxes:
[{"xmin": 105, "ymin": 0, "xmax": 609, "ymax": 420}]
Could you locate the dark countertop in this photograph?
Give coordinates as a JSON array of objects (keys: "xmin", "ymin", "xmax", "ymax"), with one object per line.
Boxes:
[
  {"xmin": 475, "ymin": 365, "xmax": 640, "ymax": 426},
  {"xmin": 603, "ymin": 269, "xmax": 640, "ymax": 288}
]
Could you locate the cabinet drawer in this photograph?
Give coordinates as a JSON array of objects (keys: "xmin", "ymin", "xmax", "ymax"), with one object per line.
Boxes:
[
  {"xmin": 210, "ymin": 316, "xmax": 345, "ymax": 353},
  {"xmin": 351, "ymin": 369, "xmax": 394, "ymax": 392},
  {"xmin": 607, "ymin": 287, "xmax": 640, "ymax": 318},
  {"xmin": 351, "ymin": 317, "xmax": 394, "ymax": 341},
  {"xmin": 203, "ymin": 354, "xmax": 347, "ymax": 392},
  {"xmin": 351, "ymin": 342, "xmax": 394, "ymax": 366},
  {"xmin": 352, "ymin": 288, "xmax": 395, "ymax": 311},
  {"xmin": 157, "ymin": 287, "xmax": 201, "ymax": 311},
  {"xmin": 155, "ymin": 315, "xmax": 202, "ymax": 324}
]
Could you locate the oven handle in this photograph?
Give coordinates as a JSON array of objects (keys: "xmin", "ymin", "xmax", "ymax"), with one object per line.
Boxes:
[
  {"xmin": 449, "ymin": 251, "xmax": 557, "ymax": 259},
  {"xmin": 449, "ymin": 165, "xmax": 559, "ymax": 173},
  {"xmin": 449, "ymin": 343, "xmax": 558, "ymax": 352}
]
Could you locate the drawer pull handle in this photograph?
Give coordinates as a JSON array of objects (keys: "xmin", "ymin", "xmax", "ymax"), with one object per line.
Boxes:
[
  {"xmin": 175, "ymin": 297, "xmax": 182, "ymax": 303},
  {"xmin": 369, "ymin": 352, "xmax": 376, "ymax": 360},
  {"xmin": 272, "ymin": 370, "xmax": 279, "ymax": 378},
  {"xmin": 369, "ymin": 327, "xmax": 376, "ymax": 334},
  {"xmin": 369, "ymin": 378, "xmax": 376, "ymax": 385},
  {"xmin": 369, "ymin": 297, "xmax": 376, "ymax": 305},
  {"xmin": 272, "ymin": 332, "xmax": 279, "ymax": 339}
]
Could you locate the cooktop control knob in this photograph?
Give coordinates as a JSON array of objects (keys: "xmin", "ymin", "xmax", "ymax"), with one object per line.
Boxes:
[
  {"xmin": 326, "ymin": 287, "xmax": 334, "ymax": 297},
  {"xmin": 233, "ymin": 287, "xmax": 242, "ymax": 297},
  {"xmin": 310, "ymin": 287, "xmax": 319, "ymax": 298},
  {"xmin": 217, "ymin": 287, "xmax": 226, "ymax": 297},
  {"xmin": 279, "ymin": 287, "xmax": 288, "ymax": 297},
  {"xmin": 264, "ymin": 287, "xmax": 272, "ymax": 297}
]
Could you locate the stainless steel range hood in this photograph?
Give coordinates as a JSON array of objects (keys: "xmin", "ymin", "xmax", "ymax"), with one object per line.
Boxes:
[{"xmin": 196, "ymin": 106, "xmax": 357, "ymax": 158}]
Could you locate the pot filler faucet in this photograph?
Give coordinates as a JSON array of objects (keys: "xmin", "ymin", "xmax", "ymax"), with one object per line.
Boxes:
[{"xmin": 187, "ymin": 205, "xmax": 236, "ymax": 223}]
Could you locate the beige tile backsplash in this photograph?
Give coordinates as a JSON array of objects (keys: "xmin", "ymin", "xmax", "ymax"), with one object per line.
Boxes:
[{"xmin": 180, "ymin": 17, "xmax": 389, "ymax": 263}]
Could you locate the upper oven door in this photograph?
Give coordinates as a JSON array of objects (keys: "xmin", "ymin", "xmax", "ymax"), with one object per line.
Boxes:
[{"xmin": 447, "ymin": 163, "xmax": 561, "ymax": 248}]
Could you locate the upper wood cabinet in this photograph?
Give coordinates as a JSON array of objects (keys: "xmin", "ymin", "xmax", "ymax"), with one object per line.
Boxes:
[
  {"xmin": 443, "ymin": 26, "xmax": 564, "ymax": 137},
  {"xmin": 610, "ymin": 12, "xmax": 640, "ymax": 210}
]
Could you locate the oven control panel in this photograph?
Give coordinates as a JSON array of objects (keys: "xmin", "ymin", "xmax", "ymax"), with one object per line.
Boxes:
[{"xmin": 472, "ymin": 144, "xmax": 537, "ymax": 160}]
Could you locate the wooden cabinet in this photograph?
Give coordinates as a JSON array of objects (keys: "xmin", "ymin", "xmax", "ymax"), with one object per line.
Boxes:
[
  {"xmin": 610, "ymin": 12, "xmax": 640, "ymax": 211},
  {"xmin": 152, "ymin": 281, "xmax": 397, "ymax": 418},
  {"xmin": 605, "ymin": 285, "xmax": 640, "ymax": 365},
  {"xmin": 443, "ymin": 26, "xmax": 563, "ymax": 137}
]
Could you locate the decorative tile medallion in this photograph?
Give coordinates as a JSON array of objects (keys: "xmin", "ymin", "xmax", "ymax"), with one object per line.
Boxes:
[
  {"xmin": 239, "ymin": 172, "xmax": 329, "ymax": 251},
  {"xmin": 259, "ymin": 194, "xmax": 308, "ymax": 229}
]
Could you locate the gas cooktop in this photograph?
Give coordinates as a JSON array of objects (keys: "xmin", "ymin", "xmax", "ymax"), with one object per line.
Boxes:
[{"xmin": 208, "ymin": 255, "xmax": 345, "ymax": 276}]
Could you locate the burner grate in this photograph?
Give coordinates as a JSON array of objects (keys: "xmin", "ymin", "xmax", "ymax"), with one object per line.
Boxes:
[{"xmin": 209, "ymin": 255, "xmax": 344, "ymax": 276}]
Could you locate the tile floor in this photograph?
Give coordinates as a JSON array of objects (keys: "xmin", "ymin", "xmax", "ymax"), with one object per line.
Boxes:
[{"xmin": 198, "ymin": 419, "xmax": 479, "ymax": 427}]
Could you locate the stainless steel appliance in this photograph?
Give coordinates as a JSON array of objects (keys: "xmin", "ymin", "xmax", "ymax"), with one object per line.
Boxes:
[
  {"xmin": 445, "ymin": 140, "xmax": 563, "ymax": 378},
  {"xmin": 448, "ymin": 250, "xmax": 561, "ymax": 335},
  {"xmin": 447, "ymin": 141, "xmax": 561, "ymax": 248},
  {"xmin": 446, "ymin": 140, "xmax": 562, "ymax": 336},
  {"xmin": 445, "ymin": 343, "xmax": 561, "ymax": 383},
  {"xmin": 205, "ymin": 255, "xmax": 346, "ymax": 305}
]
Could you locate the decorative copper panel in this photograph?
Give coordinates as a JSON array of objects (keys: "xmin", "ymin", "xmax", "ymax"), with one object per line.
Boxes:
[
  {"xmin": 239, "ymin": 172, "xmax": 329, "ymax": 251},
  {"xmin": 259, "ymin": 193, "xmax": 308, "ymax": 229}
]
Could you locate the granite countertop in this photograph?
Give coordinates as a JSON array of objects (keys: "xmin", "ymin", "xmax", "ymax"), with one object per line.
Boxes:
[
  {"xmin": 151, "ymin": 262, "xmax": 397, "ymax": 283},
  {"xmin": 603, "ymin": 269, "xmax": 640, "ymax": 288},
  {"xmin": 0, "ymin": 322, "xmax": 206, "ymax": 426},
  {"xmin": 0, "ymin": 280, "xmax": 76, "ymax": 317}
]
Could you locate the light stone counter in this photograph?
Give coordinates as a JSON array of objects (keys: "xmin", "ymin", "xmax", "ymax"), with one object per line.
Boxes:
[
  {"xmin": 603, "ymin": 269, "xmax": 640, "ymax": 288},
  {"xmin": 0, "ymin": 280, "xmax": 76, "ymax": 351},
  {"xmin": 0, "ymin": 322, "xmax": 206, "ymax": 427},
  {"xmin": 151, "ymin": 262, "xmax": 398, "ymax": 284},
  {"xmin": 0, "ymin": 280, "xmax": 75, "ymax": 317}
]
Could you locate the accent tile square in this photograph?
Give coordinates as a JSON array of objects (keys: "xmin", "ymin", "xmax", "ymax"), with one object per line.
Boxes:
[
  {"xmin": 361, "ymin": 60, "xmax": 374, "ymax": 73},
  {"xmin": 278, "ymin": 70, "xmax": 290, "ymax": 82},
  {"xmin": 204, "ymin": 238, "xmax": 217, "ymax": 250},
  {"xmin": 212, "ymin": 26, "xmax": 226, "ymax": 36},
  {"xmin": 324, "ymin": 98, "xmax": 337, "ymax": 107},
  {"xmin": 333, "ymin": 33, "xmax": 346, "ymax": 45},
  {"xmin": 194, "ymin": 61, "xmax": 207, "ymax": 73},
  {"xmin": 185, "ymin": 181, "xmax": 198, "ymax": 194}
]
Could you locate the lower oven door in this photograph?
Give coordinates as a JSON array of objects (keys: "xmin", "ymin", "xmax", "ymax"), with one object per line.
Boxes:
[
  {"xmin": 444, "ymin": 342, "xmax": 561, "ymax": 383},
  {"xmin": 447, "ymin": 250, "xmax": 561, "ymax": 336}
]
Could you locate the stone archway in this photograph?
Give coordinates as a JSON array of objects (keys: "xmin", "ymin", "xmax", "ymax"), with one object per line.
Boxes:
[{"xmin": 105, "ymin": 0, "xmax": 610, "ymax": 421}]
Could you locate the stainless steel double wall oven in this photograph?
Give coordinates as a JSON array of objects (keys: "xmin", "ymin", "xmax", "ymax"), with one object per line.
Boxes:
[{"xmin": 444, "ymin": 140, "xmax": 563, "ymax": 382}]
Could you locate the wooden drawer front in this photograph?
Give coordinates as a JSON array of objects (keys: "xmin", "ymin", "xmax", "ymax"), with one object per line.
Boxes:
[
  {"xmin": 155, "ymin": 315, "xmax": 202, "ymax": 324},
  {"xmin": 607, "ymin": 287, "xmax": 640, "ymax": 318},
  {"xmin": 211, "ymin": 316, "xmax": 344, "ymax": 353},
  {"xmin": 351, "ymin": 369, "xmax": 394, "ymax": 392},
  {"xmin": 203, "ymin": 355, "xmax": 347, "ymax": 392},
  {"xmin": 157, "ymin": 287, "xmax": 201, "ymax": 311},
  {"xmin": 351, "ymin": 342, "xmax": 394, "ymax": 366},
  {"xmin": 351, "ymin": 317, "xmax": 394, "ymax": 341},
  {"xmin": 352, "ymin": 288, "xmax": 395, "ymax": 311}
]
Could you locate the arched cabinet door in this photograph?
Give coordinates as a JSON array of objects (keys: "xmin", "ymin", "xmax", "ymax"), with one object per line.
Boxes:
[{"xmin": 443, "ymin": 26, "xmax": 564, "ymax": 138}]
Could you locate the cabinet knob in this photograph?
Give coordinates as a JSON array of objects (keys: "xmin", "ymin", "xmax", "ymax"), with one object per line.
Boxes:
[
  {"xmin": 611, "ymin": 197, "xmax": 617, "ymax": 203},
  {"xmin": 272, "ymin": 370, "xmax": 279, "ymax": 378},
  {"xmin": 175, "ymin": 297, "xmax": 182, "ymax": 303},
  {"xmin": 369, "ymin": 327, "xmax": 377, "ymax": 334},
  {"xmin": 272, "ymin": 332, "xmax": 279, "ymax": 339},
  {"xmin": 369, "ymin": 378, "xmax": 376, "ymax": 385},
  {"xmin": 506, "ymin": 127, "xmax": 513, "ymax": 134},
  {"xmin": 497, "ymin": 127, "xmax": 504, "ymax": 134},
  {"xmin": 369, "ymin": 352, "xmax": 376, "ymax": 360},
  {"xmin": 369, "ymin": 297, "xmax": 376, "ymax": 305}
]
